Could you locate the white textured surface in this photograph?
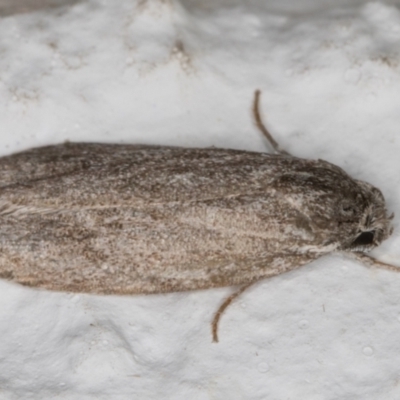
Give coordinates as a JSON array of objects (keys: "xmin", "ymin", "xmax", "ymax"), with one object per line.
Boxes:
[{"xmin": 1, "ymin": 0, "xmax": 400, "ymax": 398}]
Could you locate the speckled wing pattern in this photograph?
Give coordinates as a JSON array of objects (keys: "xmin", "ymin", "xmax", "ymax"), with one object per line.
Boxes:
[{"xmin": 0, "ymin": 143, "xmax": 371, "ymax": 294}]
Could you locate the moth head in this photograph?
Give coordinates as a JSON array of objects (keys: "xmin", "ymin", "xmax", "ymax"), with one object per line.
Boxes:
[{"xmin": 340, "ymin": 180, "xmax": 393, "ymax": 252}]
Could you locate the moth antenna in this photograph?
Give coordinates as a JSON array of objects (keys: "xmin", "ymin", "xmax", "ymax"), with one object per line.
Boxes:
[
  {"xmin": 253, "ymin": 90, "xmax": 291, "ymax": 156},
  {"xmin": 347, "ymin": 252, "xmax": 400, "ymax": 273},
  {"xmin": 212, "ymin": 282, "xmax": 255, "ymax": 342}
]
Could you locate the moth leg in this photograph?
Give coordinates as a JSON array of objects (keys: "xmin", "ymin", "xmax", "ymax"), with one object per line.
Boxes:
[
  {"xmin": 346, "ymin": 251, "xmax": 400, "ymax": 273},
  {"xmin": 253, "ymin": 90, "xmax": 291, "ymax": 156},
  {"xmin": 212, "ymin": 281, "xmax": 256, "ymax": 343}
]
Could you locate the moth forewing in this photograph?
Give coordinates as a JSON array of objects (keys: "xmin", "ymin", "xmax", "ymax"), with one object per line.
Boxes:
[{"xmin": 0, "ymin": 146, "xmax": 336, "ymax": 293}]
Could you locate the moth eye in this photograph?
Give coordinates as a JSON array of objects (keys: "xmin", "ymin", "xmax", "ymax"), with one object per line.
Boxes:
[{"xmin": 353, "ymin": 231, "xmax": 375, "ymax": 246}]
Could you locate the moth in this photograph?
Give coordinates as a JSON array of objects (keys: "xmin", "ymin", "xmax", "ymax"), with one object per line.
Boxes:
[{"xmin": 0, "ymin": 91, "xmax": 396, "ymax": 342}]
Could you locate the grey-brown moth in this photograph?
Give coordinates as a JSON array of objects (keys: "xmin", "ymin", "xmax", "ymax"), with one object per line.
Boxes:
[{"xmin": 0, "ymin": 90, "xmax": 396, "ymax": 342}]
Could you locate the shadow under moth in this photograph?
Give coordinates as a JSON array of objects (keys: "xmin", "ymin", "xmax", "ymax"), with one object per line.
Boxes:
[{"xmin": 0, "ymin": 90, "xmax": 396, "ymax": 342}]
